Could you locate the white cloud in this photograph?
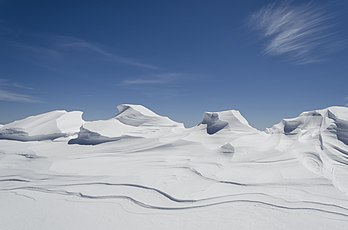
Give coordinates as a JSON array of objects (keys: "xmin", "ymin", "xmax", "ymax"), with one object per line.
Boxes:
[
  {"xmin": 122, "ymin": 73, "xmax": 184, "ymax": 86},
  {"xmin": 5, "ymin": 35, "xmax": 161, "ymax": 70},
  {"xmin": 0, "ymin": 79, "xmax": 33, "ymax": 90},
  {"xmin": 55, "ymin": 36, "xmax": 161, "ymax": 70},
  {"xmin": 123, "ymin": 78, "xmax": 171, "ymax": 85},
  {"xmin": 0, "ymin": 79, "xmax": 38, "ymax": 103},
  {"xmin": 0, "ymin": 89, "xmax": 38, "ymax": 103},
  {"xmin": 249, "ymin": 1, "xmax": 340, "ymax": 64}
]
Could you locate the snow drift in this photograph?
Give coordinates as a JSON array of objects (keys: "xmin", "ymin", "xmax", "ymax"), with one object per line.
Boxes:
[
  {"xmin": 199, "ymin": 110, "xmax": 257, "ymax": 134},
  {"xmin": 0, "ymin": 110, "xmax": 84, "ymax": 141},
  {"xmin": 69, "ymin": 104, "xmax": 185, "ymax": 145},
  {"xmin": 116, "ymin": 104, "xmax": 180, "ymax": 127},
  {"xmin": 1, "ymin": 104, "xmax": 348, "ymax": 230},
  {"xmin": 268, "ymin": 106, "xmax": 348, "ymax": 194}
]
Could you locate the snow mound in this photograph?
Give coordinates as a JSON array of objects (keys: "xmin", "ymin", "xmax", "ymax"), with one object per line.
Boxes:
[
  {"xmin": 2, "ymin": 105, "xmax": 348, "ymax": 229},
  {"xmin": 116, "ymin": 104, "xmax": 180, "ymax": 127},
  {"xmin": 199, "ymin": 110, "xmax": 256, "ymax": 134},
  {"xmin": 268, "ymin": 106, "xmax": 348, "ymax": 139},
  {"xmin": 68, "ymin": 104, "xmax": 184, "ymax": 145},
  {"xmin": 68, "ymin": 127, "xmax": 137, "ymax": 145},
  {"xmin": 220, "ymin": 143, "xmax": 235, "ymax": 154},
  {"xmin": 0, "ymin": 110, "xmax": 84, "ymax": 141},
  {"xmin": 268, "ymin": 106, "xmax": 348, "ymax": 194}
]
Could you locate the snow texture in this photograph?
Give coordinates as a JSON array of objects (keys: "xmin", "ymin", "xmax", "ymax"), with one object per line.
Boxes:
[{"xmin": 1, "ymin": 104, "xmax": 348, "ymax": 230}]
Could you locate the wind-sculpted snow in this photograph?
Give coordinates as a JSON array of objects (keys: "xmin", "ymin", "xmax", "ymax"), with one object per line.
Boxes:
[
  {"xmin": 0, "ymin": 110, "xmax": 84, "ymax": 141},
  {"xmin": 199, "ymin": 110, "xmax": 256, "ymax": 134},
  {"xmin": 0, "ymin": 105, "xmax": 348, "ymax": 230},
  {"xmin": 116, "ymin": 104, "xmax": 182, "ymax": 127},
  {"xmin": 68, "ymin": 127, "xmax": 139, "ymax": 145},
  {"xmin": 220, "ymin": 143, "xmax": 235, "ymax": 154},
  {"xmin": 69, "ymin": 104, "xmax": 185, "ymax": 145},
  {"xmin": 0, "ymin": 129, "xmax": 68, "ymax": 141},
  {"xmin": 267, "ymin": 107, "xmax": 348, "ymax": 195}
]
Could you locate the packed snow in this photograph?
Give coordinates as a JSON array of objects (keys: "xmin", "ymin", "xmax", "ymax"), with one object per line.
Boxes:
[
  {"xmin": 1, "ymin": 104, "xmax": 348, "ymax": 230},
  {"xmin": 0, "ymin": 110, "xmax": 84, "ymax": 141}
]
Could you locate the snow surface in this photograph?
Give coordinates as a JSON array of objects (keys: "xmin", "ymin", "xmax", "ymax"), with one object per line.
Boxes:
[
  {"xmin": 69, "ymin": 104, "xmax": 185, "ymax": 145},
  {"xmin": 199, "ymin": 110, "xmax": 256, "ymax": 134},
  {"xmin": 0, "ymin": 110, "xmax": 84, "ymax": 141},
  {"xmin": 1, "ymin": 105, "xmax": 348, "ymax": 230}
]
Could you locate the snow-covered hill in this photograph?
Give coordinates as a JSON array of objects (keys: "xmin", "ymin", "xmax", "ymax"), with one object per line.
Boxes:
[
  {"xmin": 0, "ymin": 105, "xmax": 348, "ymax": 230},
  {"xmin": 0, "ymin": 110, "xmax": 84, "ymax": 141},
  {"xmin": 199, "ymin": 110, "xmax": 257, "ymax": 134},
  {"xmin": 267, "ymin": 106, "xmax": 348, "ymax": 195},
  {"xmin": 69, "ymin": 104, "xmax": 185, "ymax": 145}
]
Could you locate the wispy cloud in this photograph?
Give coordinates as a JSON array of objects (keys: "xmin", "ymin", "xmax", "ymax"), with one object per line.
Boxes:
[
  {"xmin": 0, "ymin": 90, "xmax": 38, "ymax": 103},
  {"xmin": 4, "ymin": 34, "xmax": 161, "ymax": 70},
  {"xmin": 248, "ymin": 1, "xmax": 341, "ymax": 64},
  {"xmin": 123, "ymin": 78, "xmax": 171, "ymax": 85},
  {"xmin": 9, "ymin": 42, "xmax": 61, "ymax": 58},
  {"xmin": 0, "ymin": 78, "xmax": 33, "ymax": 90},
  {"xmin": 55, "ymin": 36, "xmax": 161, "ymax": 70},
  {"xmin": 0, "ymin": 79, "xmax": 38, "ymax": 103},
  {"xmin": 122, "ymin": 73, "xmax": 185, "ymax": 86}
]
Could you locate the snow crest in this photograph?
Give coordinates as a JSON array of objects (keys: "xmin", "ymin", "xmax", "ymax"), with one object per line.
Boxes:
[
  {"xmin": 1, "ymin": 105, "xmax": 348, "ymax": 229},
  {"xmin": 0, "ymin": 110, "xmax": 84, "ymax": 141},
  {"xmin": 199, "ymin": 110, "xmax": 257, "ymax": 134},
  {"xmin": 68, "ymin": 104, "xmax": 184, "ymax": 145},
  {"xmin": 268, "ymin": 106, "xmax": 348, "ymax": 194}
]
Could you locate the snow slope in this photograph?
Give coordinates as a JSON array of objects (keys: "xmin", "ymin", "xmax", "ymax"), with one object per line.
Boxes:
[
  {"xmin": 1, "ymin": 105, "xmax": 348, "ymax": 230},
  {"xmin": 69, "ymin": 104, "xmax": 185, "ymax": 145},
  {"xmin": 199, "ymin": 110, "xmax": 257, "ymax": 134},
  {"xmin": 0, "ymin": 110, "xmax": 84, "ymax": 141},
  {"xmin": 268, "ymin": 106, "xmax": 348, "ymax": 194}
]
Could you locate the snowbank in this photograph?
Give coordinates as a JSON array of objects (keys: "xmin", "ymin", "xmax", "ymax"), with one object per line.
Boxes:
[
  {"xmin": 0, "ymin": 110, "xmax": 84, "ymax": 141},
  {"xmin": 199, "ymin": 110, "xmax": 257, "ymax": 134},
  {"xmin": 68, "ymin": 104, "xmax": 184, "ymax": 145}
]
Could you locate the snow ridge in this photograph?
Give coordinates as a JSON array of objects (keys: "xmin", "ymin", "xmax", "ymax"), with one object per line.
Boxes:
[
  {"xmin": 0, "ymin": 110, "xmax": 84, "ymax": 141},
  {"xmin": 200, "ymin": 110, "xmax": 256, "ymax": 134},
  {"xmin": 1, "ymin": 105, "xmax": 348, "ymax": 230}
]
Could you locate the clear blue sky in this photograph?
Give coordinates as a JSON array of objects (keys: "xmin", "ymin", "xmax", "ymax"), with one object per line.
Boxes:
[{"xmin": 0, "ymin": 0, "xmax": 347, "ymax": 129}]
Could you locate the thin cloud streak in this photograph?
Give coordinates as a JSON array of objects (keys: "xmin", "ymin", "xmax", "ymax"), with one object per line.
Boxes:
[
  {"xmin": 123, "ymin": 78, "xmax": 171, "ymax": 85},
  {"xmin": 0, "ymin": 89, "xmax": 38, "ymax": 103},
  {"xmin": 4, "ymin": 35, "xmax": 161, "ymax": 70},
  {"xmin": 122, "ymin": 73, "xmax": 185, "ymax": 86},
  {"xmin": 249, "ymin": 1, "xmax": 341, "ymax": 64},
  {"xmin": 56, "ymin": 36, "xmax": 161, "ymax": 70},
  {"xmin": 0, "ymin": 79, "xmax": 38, "ymax": 103},
  {"xmin": 0, "ymin": 78, "xmax": 34, "ymax": 90}
]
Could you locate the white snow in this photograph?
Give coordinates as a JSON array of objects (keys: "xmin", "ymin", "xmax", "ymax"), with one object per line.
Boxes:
[
  {"xmin": 199, "ymin": 110, "xmax": 256, "ymax": 134},
  {"xmin": 116, "ymin": 104, "xmax": 181, "ymax": 127},
  {"xmin": 69, "ymin": 104, "xmax": 185, "ymax": 145},
  {"xmin": 0, "ymin": 110, "xmax": 84, "ymax": 141},
  {"xmin": 219, "ymin": 143, "xmax": 235, "ymax": 154},
  {"xmin": 1, "ymin": 105, "xmax": 348, "ymax": 230}
]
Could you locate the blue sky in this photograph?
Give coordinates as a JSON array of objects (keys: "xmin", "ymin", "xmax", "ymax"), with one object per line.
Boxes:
[{"xmin": 0, "ymin": 0, "xmax": 347, "ymax": 129}]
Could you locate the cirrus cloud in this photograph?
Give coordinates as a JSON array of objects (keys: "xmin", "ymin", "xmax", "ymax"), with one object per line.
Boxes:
[
  {"xmin": 248, "ymin": 1, "xmax": 342, "ymax": 64},
  {"xmin": 0, "ymin": 79, "xmax": 38, "ymax": 103},
  {"xmin": 121, "ymin": 73, "xmax": 185, "ymax": 86}
]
